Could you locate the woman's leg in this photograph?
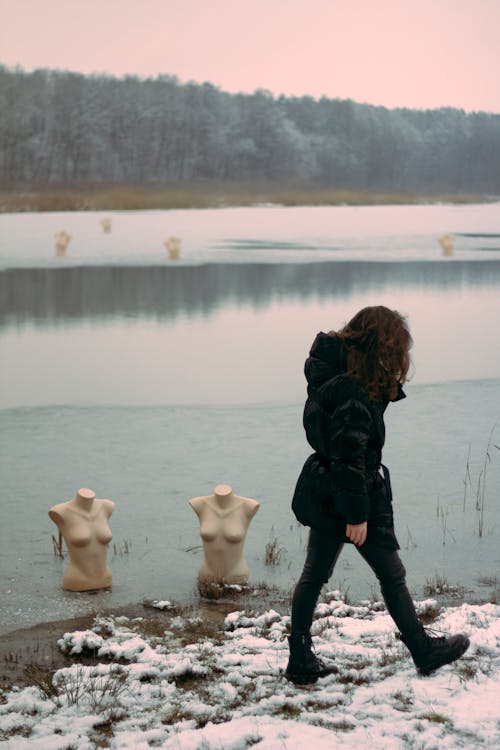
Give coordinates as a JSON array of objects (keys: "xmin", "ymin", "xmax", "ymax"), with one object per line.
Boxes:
[
  {"xmin": 291, "ymin": 528, "xmax": 344, "ymax": 635},
  {"xmin": 286, "ymin": 528, "xmax": 343, "ymax": 682},
  {"xmin": 356, "ymin": 542, "xmax": 469, "ymax": 674},
  {"xmin": 355, "ymin": 543, "xmax": 420, "ymax": 634}
]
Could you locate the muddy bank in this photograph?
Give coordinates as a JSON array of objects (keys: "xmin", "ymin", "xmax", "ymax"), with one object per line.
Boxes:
[{"xmin": 0, "ymin": 587, "xmax": 291, "ymax": 690}]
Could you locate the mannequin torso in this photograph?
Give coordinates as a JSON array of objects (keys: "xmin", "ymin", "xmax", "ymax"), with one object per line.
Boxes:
[
  {"xmin": 49, "ymin": 488, "xmax": 115, "ymax": 591},
  {"xmin": 189, "ymin": 484, "xmax": 259, "ymax": 585}
]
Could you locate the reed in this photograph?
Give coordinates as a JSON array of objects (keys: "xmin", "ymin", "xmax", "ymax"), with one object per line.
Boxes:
[
  {"xmin": 0, "ymin": 184, "xmax": 495, "ymax": 213},
  {"xmin": 264, "ymin": 529, "xmax": 284, "ymax": 565},
  {"xmin": 477, "ymin": 574, "xmax": 498, "ymax": 587},
  {"xmin": 463, "ymin": 443, "xmax": 472, "ymax": 511},
  {"xmin": 51, "ymin": 531, "xmax": 64, "ymax": 558},
  {"xmin": 403, "ymin": 524, "xmax": 417, "ymax": 550},
  {"xmin": 423, "ymin": 573, "xmax": 465, "ymax": 598},
  {"xmin": 475, "ymin": 422, "xmax": 499, "ymax": 538},
  {"xmin": 112, "ymin": 539, "xmax": 132, "ymax": 556}
]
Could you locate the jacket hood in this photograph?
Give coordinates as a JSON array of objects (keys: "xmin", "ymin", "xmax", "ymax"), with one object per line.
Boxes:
[
  {"xmin": 304, "ymin": 332, "xmax": 348, "ymax": 390},
  {"xmin": 304, "ymin": 331, "xmax": 406, "ymax": 404}
]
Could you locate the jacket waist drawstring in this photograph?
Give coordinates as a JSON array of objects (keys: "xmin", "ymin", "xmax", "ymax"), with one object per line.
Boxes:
[{"xmin": 381, "ymin": 463, "xmax": 392, "ymax": 504}]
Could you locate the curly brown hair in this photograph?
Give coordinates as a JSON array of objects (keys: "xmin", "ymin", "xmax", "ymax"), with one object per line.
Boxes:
[{"xmin": 331, "ymin": 306, "xmax": 412, "ymax": 402}]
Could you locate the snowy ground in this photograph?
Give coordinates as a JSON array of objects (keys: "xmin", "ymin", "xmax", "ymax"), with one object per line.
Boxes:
[{"xmin": 1, "ymin": 592, "xmax": 498, "ymax": 749}]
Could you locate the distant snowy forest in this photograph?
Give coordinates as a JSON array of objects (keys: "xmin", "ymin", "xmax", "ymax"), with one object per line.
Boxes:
[{"xmin": 1, "ymin": 66, "xmax": 500, "ymax": 192}]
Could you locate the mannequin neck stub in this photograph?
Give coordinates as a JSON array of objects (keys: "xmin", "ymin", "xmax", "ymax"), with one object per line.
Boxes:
[
  {"xmin": 72, "ymin": 488, "xmax": 96, "ymax": 515},
  {"xmin": 213, "ymin": 484, "xmax": 234, "ymax": 510}
]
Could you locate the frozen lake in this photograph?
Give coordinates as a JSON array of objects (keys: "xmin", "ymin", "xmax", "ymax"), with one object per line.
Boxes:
[
  {"xmin": 1, "ymin": 202, "xmax": 500, "ymax": 268},
  {"xmin": 1, "ymin": 204, "xmax": 499, "ymax": 634}
]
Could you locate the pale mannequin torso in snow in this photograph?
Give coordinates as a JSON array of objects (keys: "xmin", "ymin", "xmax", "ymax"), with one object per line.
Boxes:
[
  {"xmin": 189, "ymin": 484, "xmax": 260, "ymax": 584},
  {"xmin": 49, "ymin": 488, "xmax": 115, "ymax": 591}
]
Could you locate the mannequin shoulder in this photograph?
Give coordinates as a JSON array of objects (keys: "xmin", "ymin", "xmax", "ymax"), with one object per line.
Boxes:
[
  {"xmin": 239, "ymin": 496, "xmax": 260, "ymax": 518},
  {"xmin": 188, "ymin": 495, "xmax": 209, "ymax": 514},
  {"xmin": 98, "ymin": 499, "xmax": 115, "ymax": 517},
  {"xmin": 48, "ymin": 502, "xmax": 69, "ymax": 524}
]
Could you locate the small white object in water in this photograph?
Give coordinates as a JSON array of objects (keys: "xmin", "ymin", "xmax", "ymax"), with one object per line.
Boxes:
[{"xmin": 152, "ymin": 599, "xmax": 174, "ymax": 610}]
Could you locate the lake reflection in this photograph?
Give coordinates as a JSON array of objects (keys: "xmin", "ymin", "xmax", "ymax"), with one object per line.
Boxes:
[
  {"xmin": 1, "ymin": 260, "xmax": 500, "ymax": 325},
  {"xmin": 1, "ymin": 261, "xmax": 500, "ymax": 408}
]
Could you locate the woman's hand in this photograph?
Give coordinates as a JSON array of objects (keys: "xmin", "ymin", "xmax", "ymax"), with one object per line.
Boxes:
[{"xmin": 346, "ymin": 521, "xmax": 367, "ymax": 546}]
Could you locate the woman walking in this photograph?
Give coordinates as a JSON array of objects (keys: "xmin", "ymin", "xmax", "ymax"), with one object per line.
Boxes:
[{"xmin": 287, "ymin": 306, "xmax": 469, "ymax": 684}]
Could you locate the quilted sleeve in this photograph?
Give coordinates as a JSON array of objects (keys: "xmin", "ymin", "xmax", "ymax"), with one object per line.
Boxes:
[{"xmin": 328, "ymin": 397, "xmax": 373, "ymax": 524}]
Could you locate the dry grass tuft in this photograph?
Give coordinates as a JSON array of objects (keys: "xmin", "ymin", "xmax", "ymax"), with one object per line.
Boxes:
[
  {"xmin": 264, "ymin": 530, "xmax": 285, "ymax": 565},
  {"xmin": 423, "ymin": 574, "xmax": 465, "ymax": 598}
]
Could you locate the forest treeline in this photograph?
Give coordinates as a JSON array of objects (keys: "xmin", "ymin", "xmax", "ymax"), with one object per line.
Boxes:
[{"xmin": 1, "ymin": 65, "xmax": 500, "ymax": 193}]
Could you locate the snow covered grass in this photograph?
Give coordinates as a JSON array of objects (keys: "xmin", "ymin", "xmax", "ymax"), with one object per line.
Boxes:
[{"xmin": 1, "ymin": 593, "xmax": 499, "ymax": 749}]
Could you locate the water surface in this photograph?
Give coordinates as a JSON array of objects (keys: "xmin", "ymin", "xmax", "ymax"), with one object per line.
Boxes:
[{"xmin": 1, "ymin": 204, "xmax": 499, "ymax": 633}]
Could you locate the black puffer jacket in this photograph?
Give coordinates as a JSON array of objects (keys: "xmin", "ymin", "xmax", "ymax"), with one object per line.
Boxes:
[{"xmin": 292, "ymin": 332, "xmax": 405, "ymax": 549}]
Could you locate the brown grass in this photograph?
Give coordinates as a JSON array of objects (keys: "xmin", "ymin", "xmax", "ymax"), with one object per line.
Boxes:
[{"xmin": 0, "ymin": 184, "xmax": 495, "ymax": 213}]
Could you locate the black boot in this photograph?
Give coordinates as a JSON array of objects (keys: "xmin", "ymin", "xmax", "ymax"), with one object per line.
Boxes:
[
  {"xmin": 400, "ymin": 625, "xmax": 470, "ymax": 676},
  {"xmin": 285, "ymin": 633, "xmax": 339, "ymax": 685}
]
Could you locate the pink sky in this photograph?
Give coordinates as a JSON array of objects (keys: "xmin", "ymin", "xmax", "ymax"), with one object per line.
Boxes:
[{"xmin": 1, "ymin": 0, "xmax": 500, "ymax": 112}]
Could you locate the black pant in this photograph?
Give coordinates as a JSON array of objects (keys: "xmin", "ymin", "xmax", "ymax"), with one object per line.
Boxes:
[{"xmin": 291, "ymin": 527, "xmax": 420, "ymax": 636}]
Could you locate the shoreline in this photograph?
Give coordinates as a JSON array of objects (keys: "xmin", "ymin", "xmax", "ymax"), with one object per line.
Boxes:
[
  {"xmin": 2, "ymin": 585, "xmax": 497, "ymax": 691},
  {"xmin": 0, "ymin": 587, "xmax": 290, "ymax": 690},
  {"xmin": 0, "ymin": 186, "xmax": 497, "ymax": 213}
]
